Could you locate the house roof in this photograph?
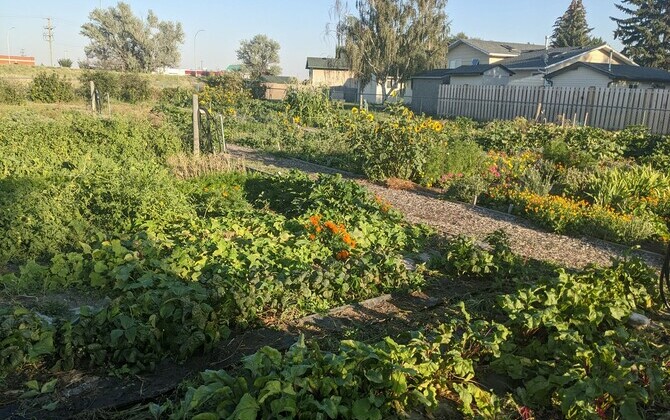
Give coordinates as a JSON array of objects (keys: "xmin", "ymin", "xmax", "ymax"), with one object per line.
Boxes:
[
  {"xmin": 448, "ymin": 64, "xmax": 515, "ymax": 76},
  {"xmin": 546, "ymin": 62, "xmax": 670, "ymax": 83},
  {"xmin": 498, "ymin": 44, "xmax": 636, "ymax": 70},
  {"xmin": 260, "ymin": 75, "xmax": 295, "ymax": 84},
  {"xmin": 411, "ymin": 68, "xmax": 454, "ymax": 79},
  {"xmin": 411, "ymin": 64, "xmax": 514, "ymax": 80},
  {"xmin": 305, "ymin": 56, "xmax": 349, "ymax": 70},
  {"xmin": 449, "ymin": 39, "xmax": 545, "ymax": 56}
]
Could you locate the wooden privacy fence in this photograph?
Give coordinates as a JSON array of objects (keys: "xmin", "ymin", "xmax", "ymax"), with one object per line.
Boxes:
[{"xmin": 436, "ymin": 85, "xmax": 670, "ymax": 134}]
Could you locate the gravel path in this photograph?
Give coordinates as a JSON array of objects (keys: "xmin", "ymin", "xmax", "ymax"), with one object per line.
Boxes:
[{"xmin": 226, "ymin": 144, "xmax": 663, "ymax": 270}]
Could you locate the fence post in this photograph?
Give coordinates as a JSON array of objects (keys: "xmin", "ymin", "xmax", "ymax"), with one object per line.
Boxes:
[
  {"xmin": 193, "ymin": 94, "xmax": 200, "ymax": 156},
  {"xmin": 90, "ymin": 81, "xmax": 95, "ymax": 111}
]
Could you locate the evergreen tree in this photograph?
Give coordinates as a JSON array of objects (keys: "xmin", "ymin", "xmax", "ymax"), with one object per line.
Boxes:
[
  {"xmin": 612, "ymin": 0, "xmax": 670, "ymax": 69},
  {"xmin": 550, "ymin": 0, "xmax": 594, "ymax": 47}
]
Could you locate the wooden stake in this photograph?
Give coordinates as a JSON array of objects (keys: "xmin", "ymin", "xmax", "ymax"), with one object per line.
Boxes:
[{"xmin": 193, "ymin": 94, "xmax": 200, "ymax": 156}]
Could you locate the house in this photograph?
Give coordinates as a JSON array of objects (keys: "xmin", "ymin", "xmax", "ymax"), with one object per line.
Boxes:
[
  {"xmin": 546, "ymin": 62, "xmax": 670, "ymax": 89},
  {"xmin": 410, "ymin": 65, "xmax": 514, "ymax": 114},
  {"xmin": 259, "ymin": 75, "xmax": 298, "ymax": 100},
  {"xmin": 446, "ymin": 39, "xmax": 635, "ymax": 86},
  {"xmin": 501, "ymin": 45, "xmax": 635, "ymax": 86},
  {"xmin": 305, "ymin": 54, "xmax": 409, "ymax": 104},
  {"xmin": 446, "ymin": 39, "xmax": 544, "ymax": 68}
]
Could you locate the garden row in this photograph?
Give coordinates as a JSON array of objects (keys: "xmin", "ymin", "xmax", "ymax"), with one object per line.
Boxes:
[{"xmin": 172, "ymin": 84, "xmax": 670, "ymax": 247}]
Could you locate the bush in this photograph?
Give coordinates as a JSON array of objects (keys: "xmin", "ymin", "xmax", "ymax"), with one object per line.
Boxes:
[
  {"xmin": 424, "ymin": 139, "xmax": 485, "ymax": 187},
  {"xmin": 563, "ymin": 126, "xmax": 623, "ymax": 161},
  {"xmin": 285, "ymin": 87, "xmax": 342, "ymax": 128},
  {"xmin": 118, "ymin": 73, "xmax": 150, "ymax": 103},
  {"xmin": 347, "ymin": 103, "xmax": 445, "ymax": 181},
  {"xmin": 78, "ymin": 69, "xmax": 119, "ymax": 100},
  {"xmin": 57, "ymin": 58, "xmax": 73, "ymax": 68},
  {"xmin": 446, "ymin": 174, "xmax": 489, "ymax": 204},
  {"xmin": 29, "ymin": 72, "xmax": 74, "ymax": 103},
  {"xmin": 0, "ymin": 79, "xmax": 26, "ymax": 104}
]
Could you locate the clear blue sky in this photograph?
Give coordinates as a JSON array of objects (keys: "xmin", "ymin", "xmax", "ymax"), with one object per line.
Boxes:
[{"xmin": 1, "ymin": 0, "xmax": 626, "ymax": 78}]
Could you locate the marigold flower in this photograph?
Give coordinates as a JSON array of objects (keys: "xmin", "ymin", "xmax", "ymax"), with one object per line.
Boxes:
[
  {"xmin": 335, "ymin": 250, "xmax": 350, "ymax": 260},
  {"xmin": 309, "ymin": 234, "xmax": 316, "ymax": 240},
  {"xmin": 309, "ymin": 214, "xmax": 321, "ymax": 226}
]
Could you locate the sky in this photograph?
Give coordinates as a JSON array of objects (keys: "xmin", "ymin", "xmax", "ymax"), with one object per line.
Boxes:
[{"xmin": 0, "ymin": 0, "xmax": 627, "ymax": 79}]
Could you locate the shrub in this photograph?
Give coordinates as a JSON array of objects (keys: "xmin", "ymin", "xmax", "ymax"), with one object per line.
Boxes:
[
  {"xmin": 563, "ymin": 126, "xmax": 623, "ymax": 161},
  {"xmin": 200, "ymin": 72, "xmax": 252, "ymax": 112},
  {"xmin": 285, "ymin": 87, "xmax": 342, "ymax": 128},
  {"xmin": 78, "ymin": 69, "xmax": 119, "ymax": 100},
  {"xmin": 57, "ymin": 58, "xmax": 73, "ymax": 68},
  {"xmin": 29, "ymin": 72, "xmax": 74, "ymax": 103},
  {"xmin": 118, "ymin": 73, "xmax": 150, "ymax": 103},
  {"xmin": 0, "ymin": 79, "xmax": 26, "ymax": 104},
  {"xmin": 542, "ymin": 138, "xmax": 593, "ymax": 169},
  {"xmin": 347, "ymin": 103, "xmax": 445, "ymax": 181},
  {"xmin": 423, "ymin": 139, "xmax": 485, "ymax": 187},
  {"xmin": 446, "ymin": 174, "xmax": 489, "ymax": 204},
  {"xmin": 159, "ymin": 87, "xmax": 194, "ymax": 108}
]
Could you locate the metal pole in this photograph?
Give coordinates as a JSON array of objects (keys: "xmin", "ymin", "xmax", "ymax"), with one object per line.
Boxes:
[
  {"xmin": 6, "ymin": 27, "xmax": 15, "ymax": 65},
  {"xmin": 194, "ymin": 29, "xmax": 204, "ymax": 76}
]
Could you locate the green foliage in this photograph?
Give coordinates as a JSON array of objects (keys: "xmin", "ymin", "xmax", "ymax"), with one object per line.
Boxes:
[
  {"xmin": 285, "ymin": 87, "xmax": 343, "ymax": 128},
  {"xmin": 424, "ymin": 139, "xmax": 485, "ymax": 187},
  {"xmin": 159, "ymin": 312, "xmax": 508, "ymax": 419},
  {"xmin": 81, "ymin": 1, "xmax": 184, "ymax": 72},
  {"xmin": 118, "ymin": 73, "xmax": 151, "ymax": 103},
  {"xmin": 494, "ymin": 257, "xmax": 663, "ymax": 418},
  {"xmin": 612, "ymin": 0, "xmax": 670, "ymax": 70},
  {"xmin": 57, "ymin": 58, "xmax": 73, "ymax": 68},
  {"xmin": 0, "ymin": 307, "xmax": 55, "ymax": 374},
  {"xmin": 78, "ymin": 69, "xmax": 119, "ymax": 99},
  {"xmin": 347, "ymin": 103, "xmax": 445, "ymax": 181},
  {"xmin": 0, "ymin": 79, "xmax": 26, "ymax": 104},
  {"xmin": 235, "ymin": 34, "xmax": 281, "ymax": 79},
  {"xmin": 563, "ymin": 126, "xmax": 623, "ymax": 162},
  {"xmin": 446, "ymin": 175, "xmax": 489, "ymax": 203},
  {"xmin": 29, "ymin": 72, "xmax": 74, "ymax": 103},
  {"xmin": 550, "ymin": 0, "xmax": 594, "ymax": 48}
]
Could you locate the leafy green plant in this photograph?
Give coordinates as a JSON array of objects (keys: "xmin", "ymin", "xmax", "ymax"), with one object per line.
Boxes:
[
  {"xmin": 0, "ymin": 79, "xmax": 26, "ymax": 104},
  {"xmin": 118, "ymin": 72, "xmax": 151, "ymax": 103},
  {"xmin": 29, "ymin": 72, "xmax": 74, "ymax": 103},
  {"xmin": 78, "ymin": 69, "xmax": 119, "ymax": 100}
]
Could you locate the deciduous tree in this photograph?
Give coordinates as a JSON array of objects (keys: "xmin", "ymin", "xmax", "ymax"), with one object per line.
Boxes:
[
  {"xmin": 612, "ymin": 0, "xmax": 670, "ymax": 69},
  {"xmin": 341, "ymin": 0, "xmax": 450, "ymax": 102},
  {"xmin": 236, "ymin": 35, "xmax": 282, "ymax": 79},
  {"xmin": 81, "ymin": 2, "xmax": 184, "ymax": 72}
]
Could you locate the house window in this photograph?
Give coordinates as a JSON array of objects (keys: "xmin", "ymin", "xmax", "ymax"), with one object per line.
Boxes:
[
  {"xmin": 449, "ymin": 59, "xmax": 462, "ymax": 69},
  {"xmin": 628, "ymin": 82, "xmax": 639, "ymax": 89}
]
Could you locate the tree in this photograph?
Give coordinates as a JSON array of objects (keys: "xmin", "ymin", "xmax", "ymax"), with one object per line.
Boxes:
[
  {"xmin": 341, "ymin": 0, "xmax": 450, "ymax": 103},
  {"xmin": 612, "ymin": 0, "xmax": 670, "ymax": 69},
  {"xmin": 236, "ymin": 35, "xmax": 281, "ymax": 79},
  {"xmin": 550, "ymin": 0, "xmax": 594, "ymax": 47},
  {"xmin": 81, "ymin": 2, "xmax": 184, "ymax": 72}
]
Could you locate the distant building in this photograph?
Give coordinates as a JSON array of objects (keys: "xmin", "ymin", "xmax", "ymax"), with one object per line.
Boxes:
[{"xmin": 0, "ymin": 55, "xmax": 35, "ymax": 66}]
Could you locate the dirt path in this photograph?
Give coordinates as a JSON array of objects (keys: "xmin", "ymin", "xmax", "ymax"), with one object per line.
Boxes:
[{"xmin": 226, "ymin": 144, "xmax": 663, "ymax": 270}]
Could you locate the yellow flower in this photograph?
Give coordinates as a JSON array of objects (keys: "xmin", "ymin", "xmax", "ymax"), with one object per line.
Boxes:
[{"xmin": 352, "ymin": 107, "xmax": 359, "ymax": 114}]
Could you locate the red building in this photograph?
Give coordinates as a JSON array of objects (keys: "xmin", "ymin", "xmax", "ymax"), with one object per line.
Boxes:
[{"xmin": 0, "ymin": 55, "xmax": 36, "ymax": 66}]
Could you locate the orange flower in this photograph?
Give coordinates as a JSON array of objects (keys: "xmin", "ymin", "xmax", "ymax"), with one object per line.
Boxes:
[
  {"xmin": 342, "ymin": 233, "xmax": 356, "ymax": 248},
  {"xmin": 335, "ymin": 250, "xmax": 350, "ymax": 260},
  {"xmin": 309, "ymin": 234, "xmax": 316, "ymax": 240},
  {"xmin": 324, "ymin": 220, "xmax": 340, "ymax": 234},
  {"xmin": 309, "ymin": 214, "xmax": 321, "ymax": 226}
]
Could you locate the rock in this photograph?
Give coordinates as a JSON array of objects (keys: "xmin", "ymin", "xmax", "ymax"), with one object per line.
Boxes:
[
  {"xmin": 402, "ymin": 257, "xmax": 417, "ymax": 271},
  {"xmin": 628, "ymin": 312, "xmax": 651, "ymax": 328}
]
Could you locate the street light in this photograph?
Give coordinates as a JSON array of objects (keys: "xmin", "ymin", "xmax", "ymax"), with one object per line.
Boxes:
[
  {"xmin": 194, "ymin": 29, "xmax": 204, "ymax": 76},
  {"xmin": 7, "ymin": 27, "xmax": 15, "ymax": 65}
]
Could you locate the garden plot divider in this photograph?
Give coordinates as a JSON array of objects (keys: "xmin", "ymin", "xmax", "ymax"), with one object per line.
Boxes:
[{"xmin": 436, "ymin": 84, "xmax": 670, "ymax": 134}]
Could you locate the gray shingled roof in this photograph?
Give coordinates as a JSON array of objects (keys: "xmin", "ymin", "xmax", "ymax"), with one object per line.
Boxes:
[
  {"xmin": 448, "ymin": 64, "xmax": 514, "ymax": 75},
  {"xmin": 411, "ymin": 64, "xmax": 514, "ymax": 80},
  {"xmin": 260, "ymin": 75, "xmax": 296, "ymax": 84},
  {"xmin": 305, "ymin": 56, "xmax": 349, "ymax": 70},
  {"xmin": 411, "ymin": 69, "xmax": 453, "ymax": 79},
  {"xmin": 547, "ymin": 63, "xmax": 670, "ymax": 83},
  {"xmin": 451, "ymin": 39, "xmax": 545, "ymax": 56},
  {"xmin": 499, "ymin": 46, "xmax": 596, "ymax": 69}
]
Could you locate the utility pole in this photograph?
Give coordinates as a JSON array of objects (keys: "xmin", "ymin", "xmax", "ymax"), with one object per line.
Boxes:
[{"xmin": 43, "ymin": 17, "xmax": 54, "ymax": 67}]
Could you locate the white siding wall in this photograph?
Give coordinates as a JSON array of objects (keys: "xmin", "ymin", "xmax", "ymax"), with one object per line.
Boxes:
[
  {"xmin": 450, "ymin": 75, "xmax": 481, "ymax": 85},
  {"xmin": 549, "ymin": 66, "xmax": 613, "ymax": 88},
  {"xmin": 482, "ymin": 67, "xmax": 511, "ymax": 85},
  {"xmin": 508, "ymin": 73, "xmax": 546, "ymax": 87},
  {"xmin": 311, "ymin": 69, "xmax": 358, "ymax": 88}
]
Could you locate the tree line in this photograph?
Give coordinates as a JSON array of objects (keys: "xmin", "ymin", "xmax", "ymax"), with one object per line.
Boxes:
[{"xmin": 78, "ymin": 0, "xmax": 669, "ymax": 92}]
